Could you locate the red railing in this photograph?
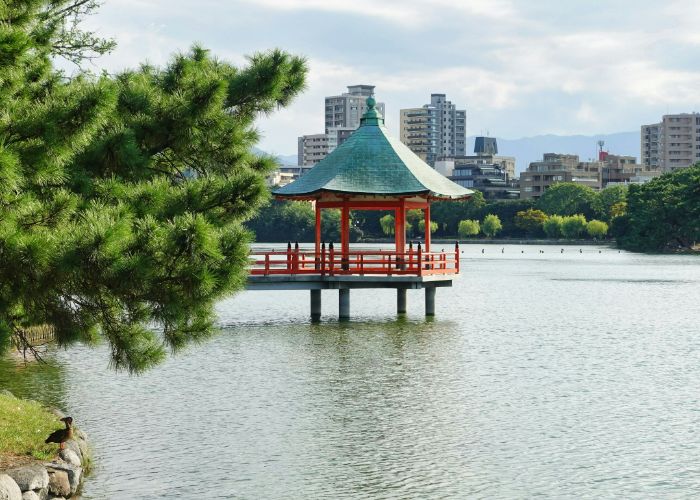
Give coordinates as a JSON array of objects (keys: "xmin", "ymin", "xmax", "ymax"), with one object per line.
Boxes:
[{"xmin": 249, "ymin": 243, "xmax": 460, "ymax": 277}]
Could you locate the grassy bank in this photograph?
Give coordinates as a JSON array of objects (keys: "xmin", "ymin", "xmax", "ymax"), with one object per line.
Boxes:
[{"xmin": 0, "ymin": 392, "xmax": 59, "ymax": 469}]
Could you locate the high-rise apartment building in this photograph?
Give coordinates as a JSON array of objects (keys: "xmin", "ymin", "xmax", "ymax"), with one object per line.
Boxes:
[
  {"xmin": 325, "ymin": 85, "xmax": 385, "ymax": 152},
  {"xmin": 641, "ymin": 113, "xmax": 700, "ymax": 172},
  {"xmin": 399, "ymin": 94, "xmax": 466, "ymax": 166},
  {"xmin": 298, "ymin": 85, "xmax": 385, "ymax": 167},
  {"xmin": 297, "ymin": 134, "xmax": 328, "ymax": 168}
]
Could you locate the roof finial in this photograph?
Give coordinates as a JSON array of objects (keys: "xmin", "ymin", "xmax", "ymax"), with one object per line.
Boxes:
[{"xmin": 360, "ymin": 95, "xmax": 383, "ymax": 126}]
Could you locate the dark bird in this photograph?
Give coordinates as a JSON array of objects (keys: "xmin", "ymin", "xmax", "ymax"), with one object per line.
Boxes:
[{"xmin": 45, "ymin": 416, "xmax": 73, "ymax": 449}]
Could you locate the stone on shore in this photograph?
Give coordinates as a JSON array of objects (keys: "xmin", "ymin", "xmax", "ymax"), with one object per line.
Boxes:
[
  {"xmin": 0, "ymin": 474, "xmax": 22, "ymax": 500},
  {"xmin": 46, "ymin": 472, "xmax": 69, "ymax": 498},
  {"xmin": 43, "ymin": 464, "xmax": 80, "ymax": 496},
  {"xmin": 57, "ymin": 450, "xmax": 80, "ymax": 468},
  {"xmin": 4, "ymin": 467, "xmax": 48, "ymax": 493},
  {"xmin": 20, "ymin": 491, "xmax": 39, "ymax": 500},
  {"xmin": 62, "ymin": 441, "xmax": 81, "ymax": 462}
]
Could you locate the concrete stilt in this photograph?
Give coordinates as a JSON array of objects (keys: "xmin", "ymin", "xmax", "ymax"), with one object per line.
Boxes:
[
  {"xmin": 310, "ymin": 289, "xmax": 322, "ymax": 322},
  {"xmin": 425, "ymin": 286, "xmax": 436, "ymax": 316},
  {"xmin": 339, "ymin": 289, "xmax": 350, "ymax": 320},
  {"xmin": 397, "ymin": 288, "xmax": 407, "ymax": 314}
]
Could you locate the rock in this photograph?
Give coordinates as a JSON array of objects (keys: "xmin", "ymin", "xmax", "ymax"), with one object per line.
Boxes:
[
  {"xmin": 74, "ymin": 429, "xmax": 87, "ymax": 442},
  {"xmin": 58, "ymin": 449, "xmax": 80, "ymax": 467},
  {"xmin": 46, "ymin": 472, "xmax": 69, "ymax": 498},
  {"xmin": 21, "ymin": 491, "xmax": 39, "ymax": 500},
  {"xmin": 0, "ymin": 474, "xmax": 22, "ymax": 500},
  {"xmin": 75, "ymin": 438, "xmax": 88, "ymax": 460},
  {"xmin": 0, "ymin": 389, "xmax": 14, "ymax": 398},
  {"xmin": 43, "ymin": 464, "xmax": 80, "ymax": 497},
  {"xmin": 62, "ymin": 440, "xmax": 82, "ymax": 462},
  {"xmin": 35, "ymin": 488, "xmax": 48, "ymax": 500},
  {"xmin": 5, "ymin": 467, "xmax": 48, "ymax": 492}
]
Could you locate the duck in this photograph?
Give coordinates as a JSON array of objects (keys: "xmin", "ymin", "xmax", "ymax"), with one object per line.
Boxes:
[{"xmin": 45, "ymin": 416, "xmax": 73, "ymax": 449}]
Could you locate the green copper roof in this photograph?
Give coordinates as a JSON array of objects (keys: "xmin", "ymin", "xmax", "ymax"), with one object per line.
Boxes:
[{"xmin": 274, "ymin": 98, "xmax": 473, "ymax": 199}]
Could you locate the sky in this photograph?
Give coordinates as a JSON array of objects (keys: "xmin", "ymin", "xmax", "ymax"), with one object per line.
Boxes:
[{"xmin": 77, "ymin": 0, "xmax": 700, "ymax": 156}]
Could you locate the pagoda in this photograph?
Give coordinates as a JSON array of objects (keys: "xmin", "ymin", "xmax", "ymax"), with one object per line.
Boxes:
[{"xmin": 247, "ymin": 97, "xmax": 473, "ymax": 320}]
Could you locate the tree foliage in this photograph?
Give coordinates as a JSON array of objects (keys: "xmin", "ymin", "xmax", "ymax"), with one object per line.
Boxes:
[
  {"xmin": 514, "ymin": 208, "xmax": 548, "ymax": 235},
  {"xmin": 537, "ymin": 183, "xmax": 597, "ymax": 218},
  {"xmin": 586, "ymin": 220, "xmax": 609, "ymax": 239},
  {"xmin": 542, "ymin": 215, "xmax": 564, "ymax": 238},
  {"xmin": 616, "ymin": 164, "xmax": 700, "ymax": 252},
  {"xmin": 431, "ymin": 190, "xmax": 485, "ymax": 236},
  {"xmin": 418, "ymin": 219, "xmax": 438, "ymax": 234},
  {"xmin": 0, "ymin": 1, "xmax": 308, "ymax": 371},
  {"xmin": 458, "ymin": 220, "xmax": 480, "ymax": 238},
  {"xmin": 246, "ymin": 201, "xmax": 343, "ymax": 243},
  {"xmin": 560, "ymin": 215, "xmax": 588, "ymax": 239},
  {"xmin": 593, "ymin": 185, "xmax": 628, "ymax": 222},
  {"xmin": 481, "ymin": 214, "xmax": 503, "ymax": 238}
]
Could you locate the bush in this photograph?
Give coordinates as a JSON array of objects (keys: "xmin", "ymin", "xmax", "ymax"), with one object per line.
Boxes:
[
  {"xmin": 458, "ymin": 219, "xmax": 480, "ymax": 238},
  {"xmin": 561, "ymin": 214, "xmax": 588, "ymax": 239},
  {"xmin": 543, "ymin": 215, "xmax": 564, "ymax": 238},
  {"xmin": 514, "ymin": 208, "xmax": 548, "ymax": 236},
  {"xmin": 586, "ymin": 219, "xmax": 609, "ymax": 239},
  {"xmin": 482, "ymin": 214, "xmax": 503, "ymax": 238}
]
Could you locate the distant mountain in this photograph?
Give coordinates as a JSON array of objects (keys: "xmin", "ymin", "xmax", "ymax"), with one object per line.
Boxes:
[
  {"xmin": 475, "ymin": 132, "xmax": 640, "ymax": 175},
  {"xmin": 252, "ymin": 147, "xmax": 297, "ymax": 167}
]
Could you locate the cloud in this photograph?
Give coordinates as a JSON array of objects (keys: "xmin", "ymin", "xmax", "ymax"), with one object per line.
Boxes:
[
  {"xmin": 69, "ymin": 0, "xmax": 700, "ymax": 152},
  {"xmin": 241, "ymin": 0, "xmax": 518, "ymax": 27}
]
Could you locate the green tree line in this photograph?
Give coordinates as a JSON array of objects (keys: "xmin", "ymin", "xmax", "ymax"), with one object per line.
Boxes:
[{"xmin": 254, "ymin": 165, "xmax": 699, "ymax": 252}]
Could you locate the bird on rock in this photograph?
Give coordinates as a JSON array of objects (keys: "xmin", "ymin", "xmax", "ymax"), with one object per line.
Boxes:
[{"xmin": 45, "ymin": 416, "xmax": 73, "ymax": 450}]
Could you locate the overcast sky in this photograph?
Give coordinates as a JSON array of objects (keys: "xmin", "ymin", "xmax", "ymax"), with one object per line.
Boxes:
[{"xmin": 79, "ymin": 0, "xmax": 700, "ymax": 155}]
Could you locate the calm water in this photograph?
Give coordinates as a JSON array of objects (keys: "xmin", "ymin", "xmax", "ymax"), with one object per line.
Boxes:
[{"xmin": 2, "ymin": 245, "xmax": 700, "ymax": 499}]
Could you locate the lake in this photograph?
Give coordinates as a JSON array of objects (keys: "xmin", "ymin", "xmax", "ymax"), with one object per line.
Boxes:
[{"xmin": 2, "ymin": 244, "xmax": 699, "ymax": 498}]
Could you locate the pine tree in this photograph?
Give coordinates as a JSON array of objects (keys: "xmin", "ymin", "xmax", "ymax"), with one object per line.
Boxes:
[{"xmin": 0, "ymin": 1, "xmax": 307, "ymax": 371}]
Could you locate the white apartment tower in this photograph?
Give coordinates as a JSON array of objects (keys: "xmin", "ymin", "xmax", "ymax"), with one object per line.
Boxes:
[
  {"xmin": 399, "ymin": 94, "xmax": 467, "ymax": 166},
  {"xmin": 297, "ymin": 134, "xmax": 328, "ymax": 168},
  {"xmin": 641, "ymin": 113, "xmax": 700, "ymax": 172},
  {"xmin": 325, "ymin": 85, "xmax": 385, "ymax": 133}
]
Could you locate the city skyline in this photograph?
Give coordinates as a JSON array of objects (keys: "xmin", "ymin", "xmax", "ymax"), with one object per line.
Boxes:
[{"xmin": 74, "ymin": 0, "xmax": 700, "ymax": 154}]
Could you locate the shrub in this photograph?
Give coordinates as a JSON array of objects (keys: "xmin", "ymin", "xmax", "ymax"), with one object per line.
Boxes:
[
  {"xmin": 458, "ymin": 219, "xmax": 480, "ymax": 238},
  {"xmin": 561, "ymin": 214, "xmax": 588, "ymax": 239}
]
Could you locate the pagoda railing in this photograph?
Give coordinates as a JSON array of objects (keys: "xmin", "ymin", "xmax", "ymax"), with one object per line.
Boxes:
[{"xmin": 249, "ymin": 244, "xmax": 460, "ymax": 277}]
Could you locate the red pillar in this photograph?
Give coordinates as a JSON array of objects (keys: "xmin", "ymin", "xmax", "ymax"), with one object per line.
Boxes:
[
  {"xmin": 341, "ymin": 203, "xmax": 350, "ymax": 257},
  {"xmin": 424, "ymin": 204, "xmax": 431, "ymax": 253},
  {"xmin": 314, "ymin": 203, "xmax": 321, "ymax": 257},
  {"xmin": 394, "ymin": 201, "xmax": 406, "ymax": 254}
]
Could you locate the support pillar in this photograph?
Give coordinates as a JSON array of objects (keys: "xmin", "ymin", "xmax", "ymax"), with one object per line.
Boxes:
[
  {"xmin": 424, "ymin": 204, "xmax": 431, "ymax": 253},
  {"xmin": 397, "ymin": 288, "xmax": 407, "ymax": 314},
  {"xmin": 341, "ymin": 203, "xmax": 350, "ymax": 270},
  {"xmin": 339, "ymin": 289, "xmax": 350, "ymax": 320},
  {"xmin": 425, "ymin": 286, "xmax": 436, "ymax": 316},
  {"xmin": 314, "ymin": 204, "xmax": 321, "ymax": 256},
  {"xmin": 310, "ymin": 290, "xmax": 321, "ymax": 322}
]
